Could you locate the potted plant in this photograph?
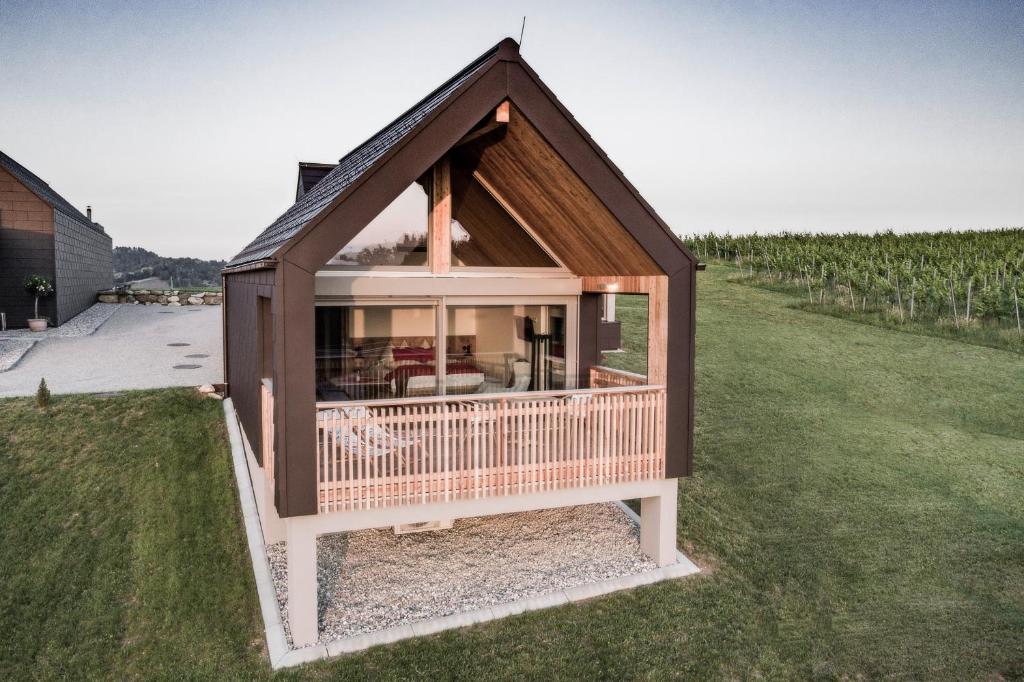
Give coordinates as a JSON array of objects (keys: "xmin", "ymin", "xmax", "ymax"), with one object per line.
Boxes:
[{"xmin": 24, "ymin": 275, "xmax": 54, "ymax": 332}]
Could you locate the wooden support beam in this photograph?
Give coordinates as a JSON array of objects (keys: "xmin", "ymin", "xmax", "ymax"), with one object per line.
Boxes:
[
  {"xmin": 453, "ymin": 100, "xmax": 511, "ymax": 147},
  {"xmin": 495, "ymin": 99, "xmax": 510, "ymax": 123},
  {"xmin": 429, "ymin": 157, "xmax": 451, "ymax": 274},
  {"xmin": 647, "ymin": 276, "xmax": 669, "ymax": 385},
  {"xmin": 581, "ymin": 275, "xmax": 658, "ymax": 294}
]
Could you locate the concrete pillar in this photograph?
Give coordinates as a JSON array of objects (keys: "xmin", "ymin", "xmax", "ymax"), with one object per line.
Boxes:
[
  {"xmin": 639, "ymin": 478, "xmax": 678, "ymax": 567},
  {"xmin": 286, "ymin": 519, "xmax": 318, "ymax": 647}
]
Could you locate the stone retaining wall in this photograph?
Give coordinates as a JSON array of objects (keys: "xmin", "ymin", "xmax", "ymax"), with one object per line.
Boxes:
[{"xmin": 97, "ymin": 289, "xmax": 222, "ymax": 306}]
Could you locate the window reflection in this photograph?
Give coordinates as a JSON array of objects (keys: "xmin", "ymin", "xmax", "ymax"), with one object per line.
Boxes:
[
  {"xmin": 327, "ymin": 183, "xmax": 429, "ymax": 267},
  {"xmin": 446, "ymin": 304, "xmax": 566, "ymax": 393}
]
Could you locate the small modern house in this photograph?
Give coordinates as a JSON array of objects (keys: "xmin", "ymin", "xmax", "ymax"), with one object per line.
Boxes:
[
  {"xmin": 223, "ymin": 39, "xmax": 697, "ymax": 647},
  {"xmin": 0, "ymin": 151, "xmax": 113, "ymax": 328}
]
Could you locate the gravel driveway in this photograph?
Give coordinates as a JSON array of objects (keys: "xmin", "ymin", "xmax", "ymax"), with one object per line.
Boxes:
[{"xmin": 0, "ymin": 305, "xmax": 222, "ymax": 397}]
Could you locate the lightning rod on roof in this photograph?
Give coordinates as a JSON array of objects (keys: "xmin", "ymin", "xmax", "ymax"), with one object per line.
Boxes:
[{"xmin": 519, "ymin": 16, "xmax": 526, "ymax": 49}]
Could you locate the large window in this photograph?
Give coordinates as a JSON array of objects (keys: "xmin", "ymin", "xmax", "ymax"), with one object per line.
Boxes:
[
  {"xmin": 322, "ymin": 160, "xmax": 564, "ymax": 270},
  {"xmin": 315, "ymin": 304, "xmax": 437, "ymax": 400},
  {"xmin": 327, "ymin": 183, "xmax": 429, "ymax": 267},
  {"xmin": 449, "ymin": 164, "xmax": 558, "ymax": 268},
  {"xmin": 446, "ymin": 304, "xmax": 566, "ymax": 393},
  {"xmin": 315, "ymin": 300, "xmax": 571, "ymax": 401}
]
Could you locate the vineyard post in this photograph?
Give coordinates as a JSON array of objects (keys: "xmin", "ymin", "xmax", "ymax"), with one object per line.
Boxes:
[
  {"xmin": 948, "ymin": 278, "xmax": 958, "ymax": 327},
  {"xmin": 895, "ymin": 276, "xmax": 904, "ymax": 322},
  {"xmin": 1014, "ymin": 286, "xmax": 1021, "ymax": 336},
  {"xmin": 848, "ymin": 280, "xmax": 855, "ymax": 308},
  {"xmin": 965, "ymin": 280, "xmax": 972, "ymax": 323},
  {"xmin": 909, "ymin": 278, "xmax": 916, "ymax": 320}
]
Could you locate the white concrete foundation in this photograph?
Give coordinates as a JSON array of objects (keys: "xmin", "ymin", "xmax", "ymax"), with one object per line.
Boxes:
[
  {"xmin": 640, "ymin": 479, "xmax": 679, "ymax": 567},
  {"xmin": 286, "ymin": 520, "xmax": 319, "ymax": 647}
]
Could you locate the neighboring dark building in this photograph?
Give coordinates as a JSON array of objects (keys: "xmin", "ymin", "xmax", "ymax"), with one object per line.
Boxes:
[{"xmin": 0, "ymin": 151, "xmax": 113, "ymax": 328}]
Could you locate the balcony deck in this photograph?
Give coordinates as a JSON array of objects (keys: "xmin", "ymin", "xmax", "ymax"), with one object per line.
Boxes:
[{"xmin": 306, "ymin": 367, "xmax": 666, "ymax": 513}]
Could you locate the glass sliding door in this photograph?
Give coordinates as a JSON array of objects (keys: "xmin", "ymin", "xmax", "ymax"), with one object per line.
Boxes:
[
  {"xmin": 315, "ymin": 304, "xmax": 438, "ymax": 401},
  {"xmin": 316, "ymin": 297, "xmax": 575, "ymax": 401},
  {"xmin": 445, "ymin": 303, "xmax": 568, "ymax": 394}
]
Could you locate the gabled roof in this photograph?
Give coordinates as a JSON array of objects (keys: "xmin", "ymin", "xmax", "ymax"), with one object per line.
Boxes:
[
  {"xmin": 0, "ymin": 150, "xmax": 102, "ymax": 232},
  {"xmin": 295, "ymin": 162, "xmax": 337, "ymax": 201},
  {"xmin": 227, "ymin": 41, "xmax": 503, "ymax": 267}
]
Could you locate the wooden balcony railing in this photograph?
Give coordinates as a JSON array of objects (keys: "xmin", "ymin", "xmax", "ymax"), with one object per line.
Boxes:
[
  {"xmin": 314, "ymin": 383, "xmax": 666, "ymax": 514},
  {"xmin": 589, "ymin": 365, "xmax": 648, "ymax": 388},
  {"xmin": 260, "ymin": 379, "xmax": 274, "ymax": 483}
]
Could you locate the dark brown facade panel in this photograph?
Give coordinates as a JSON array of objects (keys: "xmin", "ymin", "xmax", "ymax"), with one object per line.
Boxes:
[
  {"xmin": 665, "ymin": 267, "xmax": 695, "ymax": 478},
  {"xmin": 274, "ymin": 261, "xmax": 317, "ymax": 517},
  {"xmin": 223, "ymin": 268, "xmax": 275, "ymax": 468},
  {"xmin": 578, "ymin": 293, "xmax": 602, "ymax": 387}
]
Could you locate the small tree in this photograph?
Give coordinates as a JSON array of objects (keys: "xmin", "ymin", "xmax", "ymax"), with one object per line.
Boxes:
[
  {"xmin": 24, "ymin": 275, "xmax": 54, "ymax": 320},
  {"xmin": 36, "ymin": 378, "xmax": 51, "ymax": 409}
]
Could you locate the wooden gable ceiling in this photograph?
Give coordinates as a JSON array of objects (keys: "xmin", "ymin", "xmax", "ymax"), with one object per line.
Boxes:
[{"xmin": 455, "ymin": 104, "xmax": 663, "ymax": 277}]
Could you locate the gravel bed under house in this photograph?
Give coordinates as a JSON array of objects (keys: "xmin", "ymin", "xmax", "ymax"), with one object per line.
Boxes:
[{"xmin": 266, "ymin": 502, "xmax": 657, "ymax": 646}]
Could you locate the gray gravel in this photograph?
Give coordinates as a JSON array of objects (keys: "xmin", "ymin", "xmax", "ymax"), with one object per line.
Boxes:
[
  {"xmin": 267, "ymin": 503, "xmax": 656, "ymax": 646},
  {"xmin": 0, "ymin": 339, "xmax": 36, "ymax": 372}
]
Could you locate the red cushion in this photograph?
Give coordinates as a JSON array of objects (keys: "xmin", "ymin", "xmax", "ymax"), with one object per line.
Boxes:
[{"xmin": 392, "ymin": 346, "xmax": 434, "ymax": 363}]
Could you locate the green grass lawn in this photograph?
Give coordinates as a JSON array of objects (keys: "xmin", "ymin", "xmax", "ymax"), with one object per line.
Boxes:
[{"xmin": 2, "ymin": 264, "xmax": 1022, "ymax": 679}]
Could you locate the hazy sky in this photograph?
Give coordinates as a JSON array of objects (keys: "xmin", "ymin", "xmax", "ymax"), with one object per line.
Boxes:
[{"xmin": 2, "ymin": 0, "xmax": 1022, "ymax": 260}]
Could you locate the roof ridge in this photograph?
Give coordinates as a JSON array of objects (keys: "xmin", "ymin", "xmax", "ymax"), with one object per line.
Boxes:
[
  {"xmin": 332, "ymin": 40, "xmax": 513, "ymax": 169},
  {"xmin": 227, "ymin": 38, "xmax": 517, "ymax": 267}
]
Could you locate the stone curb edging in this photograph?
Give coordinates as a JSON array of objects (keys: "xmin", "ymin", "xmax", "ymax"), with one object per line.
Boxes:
[
  {"xmin": 223, "ymin": 400, "xmax": 701, "ymax": 671},
  {"xmin": 222, "ymin": 399, "xmax": 291, "ymax": 666}
]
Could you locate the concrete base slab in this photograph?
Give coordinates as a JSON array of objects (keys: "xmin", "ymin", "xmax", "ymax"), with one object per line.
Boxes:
[{"xmin": 224, "ymin": 400, "xmax": 700, "ymax": 671}]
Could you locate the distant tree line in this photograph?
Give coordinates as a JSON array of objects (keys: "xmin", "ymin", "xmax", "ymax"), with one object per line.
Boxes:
[{"xmin": 113, "ymin": 246, "xmax": 226, "ymax": 288}]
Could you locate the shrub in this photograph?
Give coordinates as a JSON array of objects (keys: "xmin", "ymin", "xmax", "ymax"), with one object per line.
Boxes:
[
  {"xmin": 24, "ymin": 275, "xmax": 54, "ymax": 320},
  {"xmin": 36, "ymin": 378, "xmax": 51, "ymax": 409}
]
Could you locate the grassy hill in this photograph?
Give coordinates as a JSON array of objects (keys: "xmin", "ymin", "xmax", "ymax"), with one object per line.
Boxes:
[
  {"xmin": 1, "ymin": 265, "xmax": 1021, "ymax": 679},
  {"xmin": 113, "ymin": 246, "xmax": 226, "ymax": 288}
]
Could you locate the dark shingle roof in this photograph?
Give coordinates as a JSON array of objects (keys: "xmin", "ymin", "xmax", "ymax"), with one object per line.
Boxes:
[
  {"xmin": 0, "ymin": 150, "xmax": 101, "ymax": 231},
  {"xmin": 296, "ymin": 162, "xmax": 337, "ymax": 201},
  {"xmin": 227, "ymin": 41, "xmax": 505, "ymax": 268}
]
